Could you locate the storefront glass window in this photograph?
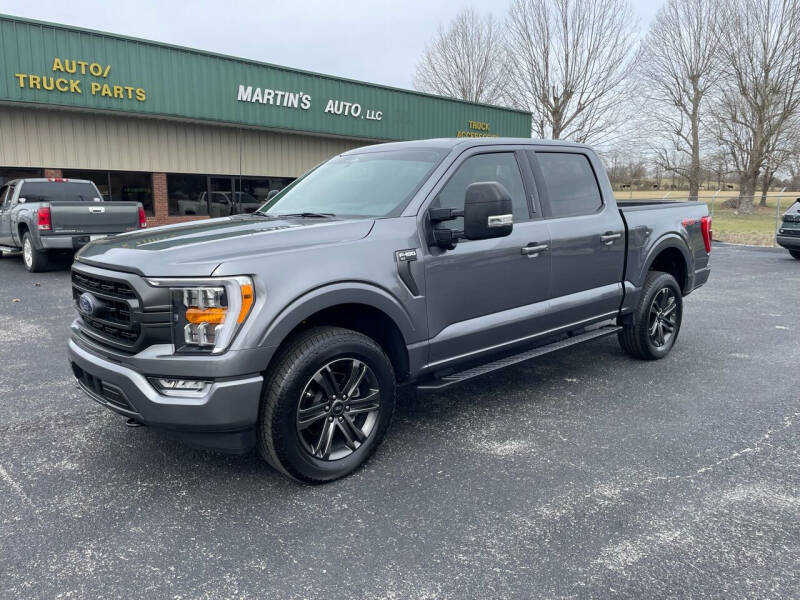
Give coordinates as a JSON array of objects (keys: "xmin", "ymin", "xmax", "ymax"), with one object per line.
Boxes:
[
  {"xmin": 109, "ymin": 172, "xmax": 154, "ymax": 215},
  {"xmin": 0, "ymin": 167, "xmax": 43, "ymax": 186},
  {"xmin": 235, "ymin": 177, "xmax": 294, "ymax": 212},
  {"xmin": 168, "ymin": 174, "xmax": 209, "ymax": 216},
  {"xmin": 62, "ymin": 170, "xmax": 111, "ymax": 201}
]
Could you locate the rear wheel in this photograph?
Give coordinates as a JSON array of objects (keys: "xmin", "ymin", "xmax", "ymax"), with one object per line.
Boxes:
[
  {"xmin": 22, "ymin": 232, "xmax": 48, "ymax": 272},
  {"xmin": 257, "ymin": 326, "xmax": 395, "ymax": 483},
  {"xmin": 619, "ymin": 271, "xmax": 683, "ymax": 360},
  {"xmin": 789, "ymin": 249, "xmax": 800, "ymax": 260}
]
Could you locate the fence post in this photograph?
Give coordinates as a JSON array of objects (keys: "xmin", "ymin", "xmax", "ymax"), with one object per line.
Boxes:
[
  {"xmin": 710, "ymin": 188, "xmax": 720, "ymax": 219},
  {"xmin": 774, "ymin": 187, "xmax": 786, "ymax": 247}
]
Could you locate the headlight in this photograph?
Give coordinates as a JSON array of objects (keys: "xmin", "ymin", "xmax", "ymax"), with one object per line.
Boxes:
[{"xmin": 146, "ymin": 276, "xmax": 255, "ymax": 354}]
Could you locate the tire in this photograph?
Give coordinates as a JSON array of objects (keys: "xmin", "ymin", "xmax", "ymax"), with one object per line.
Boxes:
[
  {"xmin": 618, "ymin": 271, "xmax": 683, "ymax": 360},
  {"xmin": 22, "ymin": 232, "xmax": 48, "ymax": 272},
  {"xmin": 257, "ymin": 326, "xmax": 396, "ymax": 483},
  {"xmin": 789, "ymin": 249, "xmax": 800, "ymax": 260}
]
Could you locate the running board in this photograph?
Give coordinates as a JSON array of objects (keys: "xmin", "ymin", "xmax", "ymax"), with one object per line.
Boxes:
[{"xmin": 416, "ymin": 325, "xmax": 622, "ymax": 391}]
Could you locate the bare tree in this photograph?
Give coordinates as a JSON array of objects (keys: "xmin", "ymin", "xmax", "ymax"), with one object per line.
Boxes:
[
  {"xmin": 713, "ymin": 0, "xmax": 800, "ymax": 213},
  {"xmin": 638, "ymin": 0, "xmax": 721, "ymax": 200},
  {"xmin": 414, "ymin": 8, "xmax": 507, "ymax": 104},
  {"xmin": 504, "ymin": 0, "xmax": 638, "ymax": 145}
]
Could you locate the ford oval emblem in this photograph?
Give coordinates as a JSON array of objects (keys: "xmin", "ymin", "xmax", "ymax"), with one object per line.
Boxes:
[{"xmin": 78, "ymin": 292, "xmax": 97, "ymax": 316}]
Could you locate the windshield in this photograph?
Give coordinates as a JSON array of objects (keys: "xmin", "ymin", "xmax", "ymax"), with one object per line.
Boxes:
[
  {"xmin": 20, "ymin": 181, "xmax": 99, "ymax": 202},
  {"xmin": 260, "ymin": 148, "xmax": 448, "ymax": 218}
]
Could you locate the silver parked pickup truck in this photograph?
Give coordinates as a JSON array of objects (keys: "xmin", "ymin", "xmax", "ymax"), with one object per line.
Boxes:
[
  {"xmin": 0, "ymin": 178, "xmax": 146, "ymax": 272},
  {"xmin": 68, "ymin": 138, "xmax": 712, "ymax": 483}
]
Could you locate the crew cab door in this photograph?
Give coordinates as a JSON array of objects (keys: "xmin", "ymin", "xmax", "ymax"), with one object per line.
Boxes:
[
  {"xmin": 422, "ymin": 148, "xmax": 552, "ymax": 367},
  {"xmin": 526, "ymin": 149, "xmax": 626, "ymax": 327},
  {"xmin": 0, "ymin": 184, "xmax": 15, "ymax": 245}
]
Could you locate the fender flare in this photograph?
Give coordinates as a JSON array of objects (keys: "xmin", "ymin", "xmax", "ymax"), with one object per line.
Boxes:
[
  {"xmin": 640, "ymin": 233, "xmax": 692, "ymax": 291},
  {"xmin": 14, "ymin": 216, "xmax": 33, "ymax": 248},
  {"xmin": 257, "ymin": 281, "xmax": 418, "ymax": 350}
]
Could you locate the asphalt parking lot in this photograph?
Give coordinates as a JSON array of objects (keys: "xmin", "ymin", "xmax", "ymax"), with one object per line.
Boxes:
[{"xmin": 0, "ymin": 244, "xmax": 798, "ymax": 599}]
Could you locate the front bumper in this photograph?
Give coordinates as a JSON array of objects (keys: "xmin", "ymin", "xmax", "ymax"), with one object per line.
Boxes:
[
  {"xmin": 68, "ymin": 338, "xmax": 263, "ymax": 453},
  {"xmin": 776, "ymin": 233, "xmax": 800, "ymax": 249}
]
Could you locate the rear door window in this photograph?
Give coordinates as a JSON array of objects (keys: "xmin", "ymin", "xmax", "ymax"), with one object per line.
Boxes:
[
  {"xmin": 19, "ymin": 181, "xmax": 100, "ymax": 202},
  {"xmin": 533, "ymin": 152, "xmax": 603, "ymax": 218}
]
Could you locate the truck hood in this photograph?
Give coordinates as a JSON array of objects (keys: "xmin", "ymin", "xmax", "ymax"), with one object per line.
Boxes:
[{"xmin": 75, "ymin": 215, "xmax": 375, "ymax": 276}]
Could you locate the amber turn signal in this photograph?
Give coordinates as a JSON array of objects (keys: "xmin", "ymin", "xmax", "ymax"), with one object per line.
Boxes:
[
  {"xmin": 238, "ymin": 284, "xmax": 254, "ymax": 323},
  {"xmin": 185, "ymin": 306, "xmax": 227, "ymax": 324}
]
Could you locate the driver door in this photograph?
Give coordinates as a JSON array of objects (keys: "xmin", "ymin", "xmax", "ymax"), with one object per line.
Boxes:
[{"xmin": 422, "ymin": 148, "xmax": 552, "ymax": 368}]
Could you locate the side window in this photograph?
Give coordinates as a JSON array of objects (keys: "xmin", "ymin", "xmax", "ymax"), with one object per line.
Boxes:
[
  {"xmin": 535, "ymin": 152, "xmax": 603, "ymax": 218},
  {"xmin": 0, "ymin": 186, "xmax": 8, "ymax": 209},
  {"xmin": 430, "ymin": 153, "xmax": 529, "ymax": 229}
]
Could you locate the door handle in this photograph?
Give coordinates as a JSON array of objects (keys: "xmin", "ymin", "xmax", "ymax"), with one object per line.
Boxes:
[
  {"xmin": 600, "ymin": 232, "xmax": 622, "ymax": 245},
  {"xmin": 521, "ymin": 243, "xmax": 548, "ymax": 256}
]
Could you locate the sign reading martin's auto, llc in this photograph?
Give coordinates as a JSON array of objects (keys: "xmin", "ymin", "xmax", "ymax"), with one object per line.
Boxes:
[
  {"xmin": 237, "ymin": 84, "xmax": 384, "ymax": 123},
  {"xmin": 0, "ymin": 15, "xmax": 531, "ymax": 141}
]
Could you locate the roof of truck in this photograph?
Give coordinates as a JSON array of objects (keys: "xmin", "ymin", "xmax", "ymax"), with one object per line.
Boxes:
[
  {"xmin": 9, "ymin": 178, "xmax": 94, "ymax": 184},
  {"xmin": 345, "ymin": 137, "xmax": 592, "ymax": 155}
]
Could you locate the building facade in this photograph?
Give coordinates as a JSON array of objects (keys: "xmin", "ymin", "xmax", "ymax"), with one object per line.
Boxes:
[{"xmin": 0, "ymin": 15, "xmax": 531, "ymax": 225}]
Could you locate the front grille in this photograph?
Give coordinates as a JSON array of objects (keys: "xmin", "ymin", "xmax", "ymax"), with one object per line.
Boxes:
[
  {"xmin": 780, "ymin": 227, "xmax": 800, "ymax": 237},
  {"xmin": 71, "ymin": 362, "xmax": 136, "ymax": 412},
  {"xmin": 72, "ymin": 271, "xmax": 136, "ymax": 299},
  {"xmin": 71, "ymin": 265, "xmax": 172, "ymax": 354},
  {"xmin": 72, "ymin": 272, "xmax": 141, "ymax": 347}
]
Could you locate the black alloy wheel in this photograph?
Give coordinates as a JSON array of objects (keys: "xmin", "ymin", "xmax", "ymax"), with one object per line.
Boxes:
[
  {"xmin": 648, "ymin": 287, "xmax": 679, "ymax": 348},
  {"xmin": 296, "ymin": 358, "xmax": 381, "ymax": 461}
]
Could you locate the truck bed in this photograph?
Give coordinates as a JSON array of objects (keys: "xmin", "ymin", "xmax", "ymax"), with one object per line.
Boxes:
[{"xmin": 619, "ymin": 200, "xmax": 710, "ymax": 295}]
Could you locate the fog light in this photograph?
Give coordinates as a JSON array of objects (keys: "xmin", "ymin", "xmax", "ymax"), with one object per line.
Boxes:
[{"xmin": 150, "ymin": 378, "xmax": 209, "ymax": 396}]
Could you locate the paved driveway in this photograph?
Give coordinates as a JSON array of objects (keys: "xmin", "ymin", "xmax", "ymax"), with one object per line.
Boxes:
[{"xmin": 0, "ymin": 245, "xmax": 798, "ymax": 599}]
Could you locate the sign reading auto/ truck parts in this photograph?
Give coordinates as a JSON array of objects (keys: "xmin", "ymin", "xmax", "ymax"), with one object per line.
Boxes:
[{"xmin": 13, "ymin": 58, "xmax": 147, "ymax": 102}]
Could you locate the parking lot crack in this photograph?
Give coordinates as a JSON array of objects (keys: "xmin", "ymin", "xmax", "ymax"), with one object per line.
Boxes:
[{"xmin": 0, "ymin": 462, "xmax": 37, "ymax": 512}]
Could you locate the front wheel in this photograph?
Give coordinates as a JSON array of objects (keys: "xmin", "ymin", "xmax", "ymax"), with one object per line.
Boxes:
[
  {"xmin": 257, "ymin": 326, "xmax": 396, "ymax": 483},
  {"xmin": 618, "ymin": 271, "xmax": 683, "ymax": 360},
  {"xmin": 789, "ymin": 249, "xmax": 800, "ymax": 260},
  {"xmin": 22, "ymin": 232, "xmax": 48, "ymax": 272}
]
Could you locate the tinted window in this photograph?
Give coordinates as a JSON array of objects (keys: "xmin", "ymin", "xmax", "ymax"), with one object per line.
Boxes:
[
  {"xmin": 110, "ymin": 172, "xmax": 153, "ymax": 215},
  {"xmin": 535, "ymin": 152, "xmax": 602, "ymax": 218},
  {"xmin": 430, "ymin": 153, "xmax": 529, "ymax": 229},
  {"xmin": 0, "ymin": 186, "xmax": 9, "ymax": 208},
  {"xmin": 0, "ymin": 167, "xmax": 42, "ymax": 187},
  {"xmin": 263, "ymin": 149, "xmax": 447, "ymax": 218},
  {"xmin": 63, "ymin": 170, "xmax": 111, "ymax": 201},
  {"xmin": 168, "ymin": 174, "xmax": 208, "ymax": 216},
  {"xmin": 236, "ymin": 176, "xmax": 294, "ymax": 208},
  {"xmin": 19, "ymin": 181, "xmax": 100, "ymax": 202}
]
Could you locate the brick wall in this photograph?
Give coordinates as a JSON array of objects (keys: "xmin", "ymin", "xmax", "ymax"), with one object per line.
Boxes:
[
  {"xmin": 43, "ymin": 168, "xmax": 62, "ymax": 178},
  {"xmin": 147, "ymin": 172, "xmax": 208, "ymax": 228}
]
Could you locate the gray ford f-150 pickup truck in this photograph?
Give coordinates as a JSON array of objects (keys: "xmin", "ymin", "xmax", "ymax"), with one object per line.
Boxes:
[
  {"xmin": 68, "ymin": 138, "xmax": 711, "ymax": 483},
  {"xmin": 0, "ymin": 178, "xmax": 146, "ymax": 271}
]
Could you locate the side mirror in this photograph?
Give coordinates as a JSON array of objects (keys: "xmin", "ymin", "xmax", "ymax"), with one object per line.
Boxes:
[
  {"xmin": 17, "ymin": 197, "xmax": 26, "ymax": 204},
  {"xmin": 266, "ymin": 189, "xmax": 280, "ymax": 201},
  {"xmin": 462, "ymin": 182, "xmax": 513, "ymax": 240}
]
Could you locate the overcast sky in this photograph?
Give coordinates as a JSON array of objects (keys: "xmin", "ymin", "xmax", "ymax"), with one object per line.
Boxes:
[{"xmin": 1, "ymin": 0, "xmax": 660, "ymax": 90}]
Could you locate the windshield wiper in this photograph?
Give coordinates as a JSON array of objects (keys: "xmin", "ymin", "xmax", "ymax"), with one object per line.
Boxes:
[{"xmin": 275, "ymin": 212, "xmax": 336, "ymax": 218}]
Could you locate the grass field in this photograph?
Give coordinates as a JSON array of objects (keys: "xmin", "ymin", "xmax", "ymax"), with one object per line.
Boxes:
[{"xmin": 614, "ymin": 190, "xmax": 796, "ymax": 246}]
